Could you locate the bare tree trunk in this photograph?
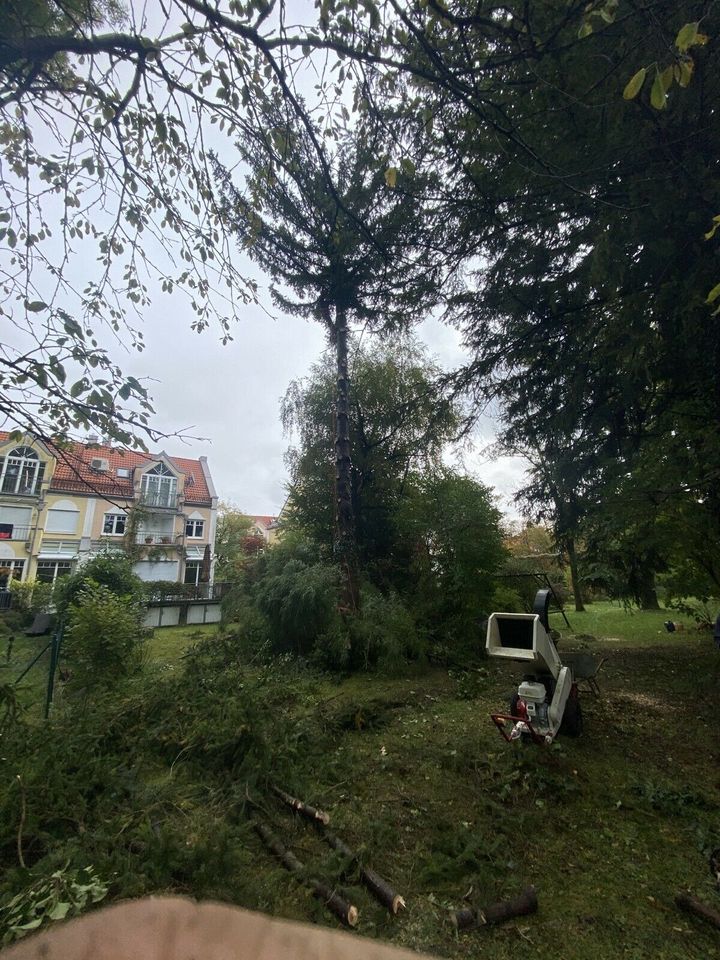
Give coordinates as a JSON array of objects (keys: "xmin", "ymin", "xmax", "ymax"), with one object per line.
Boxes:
[
  {"xmin": 333, "ymin": 304, "xmax": 358, "ymax": 611},
  {"xmin": 566, "ymin": 537, "xmax": 585, "ymax": 612}
]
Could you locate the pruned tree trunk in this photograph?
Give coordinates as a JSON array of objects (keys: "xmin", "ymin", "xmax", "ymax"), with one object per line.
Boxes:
[
  {"xmin": 333, "ymin": 303, "xmax": 359, "ymax": 612},
  {"xmin": 321, "ymin": 829, "xmax": 406, "ymax": 914},
  {"xmin": 675, "ymin": 892, "xmax": 720, "ymax": 930},
  {"xmin": 637, "ymin": 567, "xmax": 660, "ymax": 610},
  {"xmin": 253, "ymin": 821, "xmax": 358, "ymax": 927},
  {"xmin": 451, "ymin": 886, "xmax": 538, "ymax": 930},
  {"xmin": 675, "ymin": 893, "xmax": 720, "ymax": 929},
  {"xmin": 271, "ymin": 785, "xmax": 330, "ymax": 825},
  {"xmin": 566, "ymin": 537, "xmax": 585, "ymax": 612}
]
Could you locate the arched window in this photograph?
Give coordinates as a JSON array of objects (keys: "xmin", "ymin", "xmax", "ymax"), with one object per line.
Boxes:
[
  {"xmin": 141, "ymin": 462, "xmax": 177, "ymax": 508},
  {"xmin": 0, "ymin": 447, "xmax": 45, "ymax": 495}
]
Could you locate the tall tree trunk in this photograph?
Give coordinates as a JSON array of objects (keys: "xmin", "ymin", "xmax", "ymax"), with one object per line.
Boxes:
[
  {"xmin": 637, "ymin": 567, "xmax": 660, "ymax": 610},
  {"xmin": 333, "ymin": 305, "xmax": 358, "ymax": 611},
  {"xmin": 566, "ymin": 536, "xmax": 585, "ymax": 612}
]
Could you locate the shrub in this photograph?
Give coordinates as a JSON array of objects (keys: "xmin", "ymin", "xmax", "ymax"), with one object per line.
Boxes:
[
  {"xmin": 64, "ymin": 583, "xmax": 145, "ymax": 686},
  {"xmin": 7, "ymin": 579, "xmax": 54, "ymax": 622},
  {"xmin": 55, "ymin": 554, "xmax": 144, "ymax": 617},
  {"xmin": 346, "ymin": 589, "xmax": 421, "ymax": 673},
  {"xmin": 143, "ymin": 580, "xmax": 196, "ymax": 601}
]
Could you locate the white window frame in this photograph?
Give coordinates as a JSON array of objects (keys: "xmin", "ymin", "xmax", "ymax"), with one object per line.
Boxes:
[
  {"xmin": 36, "ymin": 560, "xmax": 73, "ymax": 583},
  {"xmin": 185, "ymin": 518, "xmax": 204, "ymax": 538},
  {"xmin": 103, "ymin": 513, "xmax": 127, "ymax": 536},
  {"xmin": 141, "ymin": 463, "xmax": 177, "ymax": 508},
  {"xmin": 184, "ymin": 560, "xmax": 202, "ymax": 585},
  {"xmin": 0, "ymin": 559, "xmax": 25, "ymax": 586},
  {"xmin": 0, "ymin": 447, "xmax": 44, "ymax": 496}
]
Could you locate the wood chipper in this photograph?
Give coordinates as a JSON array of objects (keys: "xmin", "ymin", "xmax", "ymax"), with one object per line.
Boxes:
[{"xmin": 485, "ymin": 589, "xmax": 582, "ymax": 744}]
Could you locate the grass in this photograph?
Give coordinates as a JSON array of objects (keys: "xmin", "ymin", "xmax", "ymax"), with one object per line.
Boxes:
[
  {"xmin": 2, "ymin": 605, "xmax": 720, "ymax": 959},
  {"xmin": 550, "ymin": 599, "xmax": 681, "ymax": 646}
]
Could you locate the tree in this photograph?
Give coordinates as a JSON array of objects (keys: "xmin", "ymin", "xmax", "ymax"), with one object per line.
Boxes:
[
  {"xmin": 215, "ymin": 110, "xmax": 445, "ymax": 608},
  {"xmin": 376, "ymin": 1, "xmax": 720, "ymax": 603},
  {"xmin": 282, "ymin": 336, "xmax": 459, "ymax": 586},
  {"xmin": 396, "ymin": 468, "xmax": 506, "ymax": 651},
  {"xmin": 281, "ymin": 337, "xmax": 505, "ymax": 655},
  {"xmin": 1, "ymin": 1, "xmax": 393, "ymax": 445},
  {"xmin": 214, "ymin": 504, "xmax": 255, "ymax": 581}
]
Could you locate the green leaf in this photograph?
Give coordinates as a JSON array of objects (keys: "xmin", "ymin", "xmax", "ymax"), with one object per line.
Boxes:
[
  {"xmin": 705, "ymin": 281, "xmax": 720, "ymax": 304},
  {"xmin": 25, "ymin": 300, "xmax": 48, "ymax": 313},
  {"xmin": 623, "ymin": 68, "xmax": 646, "ymax": 100},
  {"xmin": 578, "ymin": 22, "xmax": 593, "ymax": 39},
  {"xmin": 48, "ymin": 902, "xmax": 71, "ymax": 921},
  {"xmin": 675, "ymin": 22, "xmax": 698, "ymax": 52},
  {"xmin": 660, "ymin": 65, "xmax": 674, "ymax": 93},
  {"xmin": 650, "ymin": 70, "xmax": 667, "ymax": 110}
]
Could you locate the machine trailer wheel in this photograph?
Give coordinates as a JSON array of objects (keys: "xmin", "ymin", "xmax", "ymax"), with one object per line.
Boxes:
[{"xmin": 561, "ymin": 696, "xmax": 583, "ymax": 737}]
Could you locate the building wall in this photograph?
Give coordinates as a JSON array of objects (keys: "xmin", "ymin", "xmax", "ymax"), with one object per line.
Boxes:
[{"xmin": 0, "ymin": 436, "xmax": 217, "ymax": 587}]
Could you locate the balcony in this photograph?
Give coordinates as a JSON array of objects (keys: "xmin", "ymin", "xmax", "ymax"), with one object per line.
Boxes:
[
  {"xmin": 139, "ymin": 492, "xmax": 178, "ymax": 510},
  {"xmin": 136, "ymin": 533, "xmax": 182, "ymax": 546},
  {"xmin": 0, "ymin": 525, "xmax": 31, "ymax": 541},
  {"xmin": 0, "ymin": 480, "xmax": 41, "ymax": 497}
]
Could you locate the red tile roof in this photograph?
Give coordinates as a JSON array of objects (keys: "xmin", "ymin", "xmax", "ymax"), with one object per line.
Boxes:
[
  {"xmin": 0, "ymin": 433, "xmax": 213, "ymax": 505},
  {"xmin": 250, "ymin": 515, "xmax": 278, "ymax": 528}
]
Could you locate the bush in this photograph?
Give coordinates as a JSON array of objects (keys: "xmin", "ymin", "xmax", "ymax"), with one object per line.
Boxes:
[
  {"xmin": 55, "ymin": 554, "xmax": 144, "ymax": 617},
  {"xmin": 64, "ymin": 583, "xmax": 145, "ymax": 686},
  {"xmin": 7, "ymin": 579, "xmax": 54, "ymax": 622},
  {"xmin": 346, "ymin": 589, "xmax": 421, "ymax": 673},
  {"xmin": 143, "ymin": 580, "xmax": 196, "ymax": 601}
]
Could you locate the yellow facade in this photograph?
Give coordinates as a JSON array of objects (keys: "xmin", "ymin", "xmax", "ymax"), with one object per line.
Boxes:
[{"xmin": 0, "ymin": 437, "xmax": 217, "ymax": 587}]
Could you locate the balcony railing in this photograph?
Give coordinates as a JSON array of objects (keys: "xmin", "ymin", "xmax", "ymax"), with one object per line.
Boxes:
[
  {"xmin": 136, "ymin": 533, "xmax": 182, "ymax": 545},
  {"xmin": 139, "ymin": 492, "xmax": 178, "ymax": 509},
  {"xmin": 145, "ymin": 581, "xmax": 230, "ymax": 603},
  {"xmin": 0, "ymin": 525, "xmax": 31, "ymax": 541},
  {"xmin": 0, "ymin": 481, "xmax": 41, "ymax": 497}
]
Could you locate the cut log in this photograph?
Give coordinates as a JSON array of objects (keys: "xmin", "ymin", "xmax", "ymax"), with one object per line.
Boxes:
[
  {"xmin": 253, "ymin": 821, "xmax": 358, "ymax": 927},
  {"xmin": 675, "ymin": 892, "xmax": 720, "ymax": 930},
  {"xmin": 451, "ymin": 886, "xmax": 538, "ymax": 930},
  {"xmin": 321, "ymin": 828, "xmax": 406, "ymax": 914},
  {"xmin": 271, "ymin": 785, "xmax": 330, "ymax": 826}
]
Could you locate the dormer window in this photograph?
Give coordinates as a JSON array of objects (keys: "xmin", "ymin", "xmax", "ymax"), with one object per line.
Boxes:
[
  {"xmin": 140, "ymin": 462, "xmax": 177, "ymax": 508},
  {"xmin": 0, "ymin": 447, "xmax": 45, "ymax": 496}
]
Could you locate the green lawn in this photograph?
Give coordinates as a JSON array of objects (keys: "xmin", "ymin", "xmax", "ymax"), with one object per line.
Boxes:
[{"xmin": 551, "ymin": 600, "xmax": 687, "ymax": 647}]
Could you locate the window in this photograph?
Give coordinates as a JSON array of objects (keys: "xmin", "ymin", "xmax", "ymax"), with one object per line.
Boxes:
[
  {"xmin": 103, "ymin": 513, "xmax": 127, "ymax": 536},
  {"xmin": 46, "ymin": 506, "xmax": 80, "ymax": 534},
  {"xmin": 0, "ymin": 559, "xmax": 25, "ymax": 588},
  {"xmin": 184, "ymin": 560, "xmax": 202, "ymax": 585},
  {"xmin": 117, "ymin": 468, "xmax": 130, "ymax": 478},
  {"xmin": 185, "ymin": 519, "xmax": 204, "ymax": 538},
  {"xmin": 36, "ymin": 560, "xmax": 73, "ymax": 583},
  {"xmin": 0, "ymin": 447, "xmax": 45, "ymax": 495},
  {"xmin": 141, "ymin": 463, "xmax": 177, "ymax": 508},
  {"xmin": 0, "ymin": 506, "xmax": 32, "ymax": 540}
]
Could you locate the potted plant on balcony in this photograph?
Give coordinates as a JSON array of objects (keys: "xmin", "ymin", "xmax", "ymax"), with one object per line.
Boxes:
[
  {"xmin": 161, "ymin": 536, "xmax": 171, "ymax": 544},
  {"xmin": 144, "ymin": 535, "xmax": 153, "ymax": 544}
]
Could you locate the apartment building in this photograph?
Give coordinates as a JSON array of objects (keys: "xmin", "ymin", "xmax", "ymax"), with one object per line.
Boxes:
[{"xmin": 0, "ymin": 433, "xmax": 218, "ymax": 587}]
